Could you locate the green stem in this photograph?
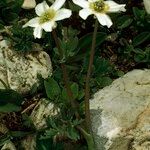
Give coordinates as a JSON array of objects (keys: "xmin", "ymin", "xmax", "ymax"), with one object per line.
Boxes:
[
  {"xmin": 84, "ymin": 20, "xmax": 98, "ymax": 132},
  {"xmin": 52, "ymin": 30, "xmax": 79, "ymax": 119},
  {"xmin": 77, "ymin": 126, "xmax": 95, "ymax": 150}
]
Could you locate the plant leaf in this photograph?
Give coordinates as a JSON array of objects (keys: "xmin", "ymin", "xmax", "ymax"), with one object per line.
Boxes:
[
  {"xmin": 44, "ymin": 78, "xmax": 61, "ymax": 100},
  {"xmin": 133, "ymin": 32, "xmax": 150, "ymax": 47},
  {"xmin": 0, "ymin": 89, "xmax": 24, "ymax": 105},
  {"xmin": 78, "ymin": 32, "xmax": 107, "ymax": 50},
  {"xmin": 0, "ymin": 103, "xmax": 21, "ymax": 112}
]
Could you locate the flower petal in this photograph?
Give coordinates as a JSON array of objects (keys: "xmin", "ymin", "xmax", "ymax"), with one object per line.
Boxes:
[
  {"xmin": 41, "ymin": 21, "xmax": 57, "ymax": 32},
  {"xmin": 72, "ymin": 0, "xmax": 89, "ymax": 8},
  {"xmin": 51, "ymin": 0, "xmax": 66, "ymax": 10},
  {"xmin": 88, "ymin": 0, "xmax": 98, "ymax": 2},
  {"xmin": 79, "ymin": 8, "xmax": 92, "ymax": 20},
  {"xmin": 95, "ymin": 13, "xmax": 112, "ymax": 28},
  {"xmin": 35, "ymin": 1, "xmax": 49, "ymax": 16},
  {"xmin": 55, "ymin": 8, "xmax": 72, "ymax": 21},
  {"xmin": 105, "ymin": 1, "xmax": 126, "ymax": 12},
  {"xmin": 23, "ymin": 17, "xmax": 40, "ymax": 28},
  {"xmin": 33, "ymin": 26, "xmax": 43, "ymax": 38}
]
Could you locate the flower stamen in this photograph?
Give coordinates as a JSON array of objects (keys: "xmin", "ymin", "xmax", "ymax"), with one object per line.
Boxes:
[
  {"xmin": 90, "ymin": 0, "xmax": 109, "ymax": 13},
  {"xmin": 39, "ymin": 9, "xmax": 56, "ymax": 24}
]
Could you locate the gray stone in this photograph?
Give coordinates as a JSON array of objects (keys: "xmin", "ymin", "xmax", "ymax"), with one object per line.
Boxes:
[
  {"xmin": 30, "ymin": 98, "xmax": 58, "ymax": 130},
  {"xmin": 0, "ymin": 40, "xmax": 52, "ymax": 94},
  {"xmin": 90, "ymin": 69, "xmax": 150, "ymax": 150}
]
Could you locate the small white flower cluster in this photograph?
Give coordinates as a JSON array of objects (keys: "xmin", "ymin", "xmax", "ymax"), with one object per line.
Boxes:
[{"xmin": 23, "ymin": 0, "xmax": 126, "ymax": 39}]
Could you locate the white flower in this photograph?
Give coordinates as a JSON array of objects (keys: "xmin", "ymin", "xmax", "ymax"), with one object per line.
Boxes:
[
  {"xmin": 23, "ymin": 0, "xmax": 72, "ymax": 38},
  {"xmin": 143, "ymin": 0, "xmax": 150, "ymax": 14},
  {"xmin": 72, "ymin": 0, "xmax": 126, "ymax": 28}
]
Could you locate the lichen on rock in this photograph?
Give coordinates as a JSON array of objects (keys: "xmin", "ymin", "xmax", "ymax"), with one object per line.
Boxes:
[
  {"xmin": 0, "ymin": 40, "xmax": 52, "ymax": 94},
  {"xmin": 30, "ymin": 98, "xmax": 58, "ymax": 130},
  {"xmin": 90, "ymin": 69, "xmax": 150, "ymax": 150}
]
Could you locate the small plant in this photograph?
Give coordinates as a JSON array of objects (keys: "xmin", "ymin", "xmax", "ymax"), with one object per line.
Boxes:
[{"xmin": 0, "ymin": 0, "xmax": 149, "ymax": 149}]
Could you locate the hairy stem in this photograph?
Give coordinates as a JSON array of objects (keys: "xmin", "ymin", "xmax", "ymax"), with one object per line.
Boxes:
[
  {"xmin": 85, "ymin": 20, "xmax": 98, "ymax": 132},
  {"xmin": 52, "ymin": 30, "xmax": 79, "ymax": 119}
]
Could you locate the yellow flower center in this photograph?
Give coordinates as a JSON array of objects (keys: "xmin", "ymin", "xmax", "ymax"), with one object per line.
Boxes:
[
  {"xmin": 90, "ymin": 0, "xmax": 109, "ymax": 13},
  {"xmin": 39, "ymin": 9, "xmax": 56, "ymax": 24}
]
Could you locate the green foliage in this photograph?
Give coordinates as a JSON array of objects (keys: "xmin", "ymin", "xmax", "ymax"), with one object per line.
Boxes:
[
  {"xmin": 0, "ymin": 89, "xmax": 24, "ymax": 112},
  {"xmin": 37, "ymin": 137, "xmax": 64, "ymax": 150},
  {"xmin": 10, "ymin": 131, "xmax": 31, "ymax": 138},
  {"xmin": 0, "ymin": 103, "xmax": 21, "ymax": 112},
  {"xmin": 0, "ymin": 134, "xmax": 10, "ymax": 147},
  {"xmin": 132, "ymin": 32, "xmax": 150, "ymax": 47},
  {"xmin": 10, "ymin": 24, "xmax": 35, "ymax": 52},
  {"xmin": 0, "ymin": 1, "xmax": 149, "ymax": 150},
  {"xmin": 61, "ymin": 27, "xmax": 79, "ymax": 58},
  {"xmin": 41, "ymin": 117, "xmax": 82, "ymax": 141},
  {"xmin": 0, "ymin": 0, "xmax": 23, "ymax": 27},
  {"xmin": 116, "ymin": 15, "xmax": 133, "ymax": 29},
  {"xmin": 133, "ymin": 7, "xmax": 146, "ymax": 20},
  {"xmin": 134, "ymin": 47, "xmax": 150, "ymax": 63},
  {"xmin": 22, "ymin": 114, "xmax": 35, "ymax": 129},
  {"xmin": 0, "ymin": 89, "xmax": 24, "ymax": 105},
  {"xmin": 62, "ymin": 82, "xmax": 79, "ymax": 101},
  {"xmin": 44, "ymin": 77, "xmax": 61, "ymax": 100},
  {"xmin": 53, "ymin": 26, "xmax": 79, "ymax": 62},
  {"xmin": 94, "ymin": 57, "xmax": 112, "ymax": 76},
  {"xmin": 78, "ymin": 32, "xmax": 107, "ymax": 50},
  {"xmin": 115, "ymin": 7, "xmax": 150, "ymax": 64},
  {"xmin": 0, "ymin": 130, "xmax": 32, "ymax": 148},
  {"xmin": 96, "ymin": 77, "xmax": 112, "ymax": 88}
]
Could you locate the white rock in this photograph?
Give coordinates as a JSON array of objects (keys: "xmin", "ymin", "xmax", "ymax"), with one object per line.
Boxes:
[
  {"xmin": 0, "ymin": 40, "xmax": 52, "ymax": 94},
  {"xmin": 90, "ymin": 69, "xmax": 150, "ymax": 150},
  {"xmin": 22, "ymin": 0, "xmax": 36, "ymax": 9},
  {"xmin": 30, "ymin": 98, "xmax": 58, "ymax": 130},
  {"xmin": 143, "ymin": 0, "xmax": 150, "ymax": 14},
  {"xmin": 1, "ymin": 141, "xmax": 16, "ymax": 150}
]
